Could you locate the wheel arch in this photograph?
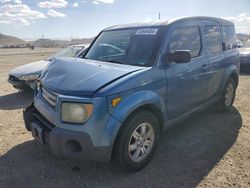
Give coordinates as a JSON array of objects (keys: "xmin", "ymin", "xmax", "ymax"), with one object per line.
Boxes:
[
  {"xmin": 218, "ymin": 69, "xmax": 239, "ymax": 98},
  {"xmin": 123, "ymin": 104, "xmax": 164, "ymax": 132}
]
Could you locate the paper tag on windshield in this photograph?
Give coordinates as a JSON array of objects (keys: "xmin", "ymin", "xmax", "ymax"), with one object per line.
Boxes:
[{"xmin": 136, "ymin": 28, "xmax": 158, "ymax": 35}]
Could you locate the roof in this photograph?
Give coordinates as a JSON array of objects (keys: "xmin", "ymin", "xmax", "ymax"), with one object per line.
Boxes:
[
  {"xmin": 104, "ymin": 16, "xmax": 234, "ymax": 31},
  {"xmin": 104, "ymin": 20, "xmax": 169, "ymax": 30}
]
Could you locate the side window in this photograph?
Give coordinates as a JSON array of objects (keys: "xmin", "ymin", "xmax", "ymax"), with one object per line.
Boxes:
[
  {"xmin": 222, "ymin": 26, "xmax": 237, "ymax": 50},
  {"xmin": 205, "ymin": 25, "xmax": 221, "ymax": 54},
  {"xmin": 169, "ymin": 27, "xmax": 201, "ymax": 58}
]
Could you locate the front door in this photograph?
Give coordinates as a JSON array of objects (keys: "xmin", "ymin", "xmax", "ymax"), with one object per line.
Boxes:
[{"xmin": 166, "ymin": 20, "xmax": 209, "ymax": 119}]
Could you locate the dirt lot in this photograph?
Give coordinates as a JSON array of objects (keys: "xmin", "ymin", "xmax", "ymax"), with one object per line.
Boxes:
[{"xmin": 0, "ymin": 48, "xmax": 249, "ymax": 188}]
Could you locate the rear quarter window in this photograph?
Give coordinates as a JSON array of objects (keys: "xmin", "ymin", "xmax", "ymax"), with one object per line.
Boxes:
[{"xmin": 222, "ymin": 26, "xmax": 237, "ymax": 50}]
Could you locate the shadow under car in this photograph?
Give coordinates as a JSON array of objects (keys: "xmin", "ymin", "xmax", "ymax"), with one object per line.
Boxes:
[{"xmin": 0, "ymin": 107, "xmax": 242, "ymax": 188}]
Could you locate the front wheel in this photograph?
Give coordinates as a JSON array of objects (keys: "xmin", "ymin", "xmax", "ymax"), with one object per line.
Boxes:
[
  {"xmin": 113, "ymin": 110, "xmax": 160, "ymax": 171},
  {"xmin": 218, "ymin": 77, "xmax": 236, "ymax": 111}
]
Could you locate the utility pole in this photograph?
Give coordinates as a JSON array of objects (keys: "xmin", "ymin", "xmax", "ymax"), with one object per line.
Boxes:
[{"xmin": 158, "ymin": 12, "xmax": 161, "ymax": 20}]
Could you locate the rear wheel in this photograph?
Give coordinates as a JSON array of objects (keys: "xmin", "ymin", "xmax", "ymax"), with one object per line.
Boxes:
[
  {"xmin": 218, "ymin": 77, "xmax": 236, "ymax": 111},
  {"xmin": 113, "ymin": 110, "xmax": 160, "ymax": 171}
]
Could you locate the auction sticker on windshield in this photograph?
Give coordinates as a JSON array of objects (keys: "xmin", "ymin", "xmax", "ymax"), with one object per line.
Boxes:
[{"xmin": 136, "ymin": 28, "xmax": 158, "ymax": 35}]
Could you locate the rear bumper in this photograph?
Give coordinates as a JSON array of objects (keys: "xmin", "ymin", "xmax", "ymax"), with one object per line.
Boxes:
[{"xmin": 23, "ymin": 105, "xmax": 112, "ymax": 162}]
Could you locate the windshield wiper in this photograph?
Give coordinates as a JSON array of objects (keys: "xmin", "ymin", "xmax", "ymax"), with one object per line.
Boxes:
[{"xmin": 106, "ymin": 60, "xmax": 125, "ymax": 64}]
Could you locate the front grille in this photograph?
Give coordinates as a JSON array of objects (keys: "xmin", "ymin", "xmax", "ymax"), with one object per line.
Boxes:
[
  {"xmin": 41, "ymin": 86, "xmax": 57, "ymax": 107},
  {"xmin": 9, "ymin": 75, "xmax": 19, "ymax": 82}
]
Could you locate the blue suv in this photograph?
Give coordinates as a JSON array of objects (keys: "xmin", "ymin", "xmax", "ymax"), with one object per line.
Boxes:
[{"xmin": 23, "ymin": 17, "xmax": 239, "ymax": 171}]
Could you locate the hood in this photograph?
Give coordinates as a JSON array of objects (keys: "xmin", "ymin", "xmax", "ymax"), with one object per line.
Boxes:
[
  {"xmin": 239, "ymin": 48, "xmax": 250, "ymax": 55},
  {"xmin": 42, "ymin": 57, "xmax": 143, "ymax": 96},
  {"xmin": 10, "ymin": 60, "xmax": 49, "ymax": 77}
]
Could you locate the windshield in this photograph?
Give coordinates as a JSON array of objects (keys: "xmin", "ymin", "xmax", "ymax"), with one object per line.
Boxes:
[
  {"xmin": 48, "ymin": 46, "xmax": 84, "ymax": 60},
  {"xmin": 243, "ymin": 40, "xmax": 250, "ymax": 48},
  {"xmin": 85, "ymin": 27, "xmax": 163, "ymax": 67}
]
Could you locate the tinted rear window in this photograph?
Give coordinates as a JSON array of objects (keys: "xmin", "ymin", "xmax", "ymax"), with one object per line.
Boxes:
[{"xmin": 222, "ymin": 26, "xmax": 237, "ymax": 50}]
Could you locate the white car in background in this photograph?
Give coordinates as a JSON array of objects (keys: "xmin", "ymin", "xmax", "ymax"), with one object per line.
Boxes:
[{"xmin": 8, "ymin": 44, "xmax": 89, "ymax": 91}]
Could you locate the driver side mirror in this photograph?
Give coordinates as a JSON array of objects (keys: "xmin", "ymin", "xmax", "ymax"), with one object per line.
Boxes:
[{"xmin": 167, "ymin": 50, "xmax": 191, "ymax": 63}]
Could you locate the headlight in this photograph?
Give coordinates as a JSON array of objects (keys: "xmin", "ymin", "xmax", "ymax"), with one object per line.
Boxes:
[
  {"xmin": 62, "ymin": 103, "xmax": 93, "ymax": 123},
  {"xmin": 19, "ymin": 74, "xmax": 40, "ymax": 81}
]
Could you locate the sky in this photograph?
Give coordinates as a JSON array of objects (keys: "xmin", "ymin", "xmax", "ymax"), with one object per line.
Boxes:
[{"xmin": 0, "ymin": 0, "xmax": 250, "ymax": 40}]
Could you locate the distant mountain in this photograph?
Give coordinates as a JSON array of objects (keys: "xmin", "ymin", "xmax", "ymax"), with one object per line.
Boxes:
[
  {"xmin": 71, "ymin": 37, "xmax": 95, "ymax": 45},
  {"xmin": 0, "ymin": 33, "xmax": 94, "ymax": 48},
  {"xmin": 0, "ymin": 33, "xmax": 26, "ymax": 47},
  {"xmin": 32, "ymin": 38, "xmax": 70, "ymax": 48},
  {"xmin": 32, "ymin": 37, "xmax": 94, "ymax": 48}
]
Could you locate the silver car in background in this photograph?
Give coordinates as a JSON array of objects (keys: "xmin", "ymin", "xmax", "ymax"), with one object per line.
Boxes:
[
  {"xmin": 239, "ymin": 40, "xmax": 250, "ymax": 73},
  {"xmin": 8, "ymin": 44, "xmax": 89, "ymax": 91}
]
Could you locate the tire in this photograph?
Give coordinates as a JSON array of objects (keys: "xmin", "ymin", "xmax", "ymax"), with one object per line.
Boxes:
[
  {"xmin": 217, "ymin": 77, "xmax": 236, "ymax": 111},
  {"xmin": 112, "ymin": 110, "xmax": 160, "ymax": 171}
]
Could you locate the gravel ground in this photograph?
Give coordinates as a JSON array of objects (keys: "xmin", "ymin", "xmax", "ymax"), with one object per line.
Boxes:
[{"xmin": 0, "ymin": 49, "xmax": 249, "ymax": 188}]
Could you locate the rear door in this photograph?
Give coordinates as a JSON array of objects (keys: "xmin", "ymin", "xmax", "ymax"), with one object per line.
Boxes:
[{"xmin": 202, "ymin": 20, "xmax": 225, "ymax": 99}]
